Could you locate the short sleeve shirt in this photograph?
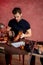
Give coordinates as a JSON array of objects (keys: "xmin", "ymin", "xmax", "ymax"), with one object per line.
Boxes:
[{"xmin": 8, "ymin": 19, "xmax": 31, "ymax": 36}]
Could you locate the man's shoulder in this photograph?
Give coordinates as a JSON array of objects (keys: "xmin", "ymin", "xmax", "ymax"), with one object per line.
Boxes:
[
  {"xmin": 8, "ymin": 18, "xmax": 16, "ymax": 26},
  {"xmin": 9, "ymin": 18, "xmax": 16, "ymax": 22},
  {"xmin": 21, "ymin": 19, "xmax": 28, "ymax": 22},
  {"xmin": 21, "ymin": 19, "xmax": 30, "ymax": 24}
]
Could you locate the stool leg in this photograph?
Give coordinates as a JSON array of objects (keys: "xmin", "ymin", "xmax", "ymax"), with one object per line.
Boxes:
[
  {"xmin": 22, "ymin": 55, "xmax": 24, "ymax": 65},
  {"xmin": 10, "ymin": 55, "xmax": 12, "ymax": 65},
  {"xmin": 19, "ymin": 55, "xmax": 21, "ymax": 61}
]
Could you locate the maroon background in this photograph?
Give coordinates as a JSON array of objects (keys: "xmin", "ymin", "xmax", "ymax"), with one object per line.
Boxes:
[{"xmin": 0, "ymin": 0, "xmax": 43, "ymax": 41}]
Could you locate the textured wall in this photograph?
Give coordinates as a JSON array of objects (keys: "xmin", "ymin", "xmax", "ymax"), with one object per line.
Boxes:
[{"xmin": 0, "ymin": 0, "xmax": 43, "ymax": 41}]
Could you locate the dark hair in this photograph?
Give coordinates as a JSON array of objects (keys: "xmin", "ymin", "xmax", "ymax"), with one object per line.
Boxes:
[{"xmin": 12, "ymin": 7, "xmax": 22, "ymax": 14}]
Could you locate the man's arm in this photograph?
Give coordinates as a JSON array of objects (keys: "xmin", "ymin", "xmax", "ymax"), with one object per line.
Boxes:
[
  {"xmin": 13, "ymin": 31, "xmax": 23, "ymax": 42},
  {"xmin": 13, "ymin": 28, "xmax": 32, "ymax": 42},
  {"xmin": 20, "ymin": 28, "xmax": 32, "ymax": 39}
]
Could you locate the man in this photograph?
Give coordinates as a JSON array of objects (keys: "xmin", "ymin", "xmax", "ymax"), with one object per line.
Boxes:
[
  {"xmin": 5, "ymin": 7, "xmax": 43, "ymax": 65},
  {"xmin": 5, "ymin": 7, "xmax": 32, "ymax": 65},
  {"xmin": 8, "ymin": 7, "xmax": 32, "ymax": 46}
]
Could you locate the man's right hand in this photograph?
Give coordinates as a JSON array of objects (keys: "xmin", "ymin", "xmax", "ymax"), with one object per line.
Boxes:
[{"xmin": 7, "ymin": 26, "xmax": 11, "ymax": 32}]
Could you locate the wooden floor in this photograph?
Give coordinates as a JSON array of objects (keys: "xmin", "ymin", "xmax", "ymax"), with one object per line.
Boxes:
[
  {"xmin": 11, "ymin": 54, "xmax": 41, "ymax": 65},
  {"xmin": 0, "ymin": 53, "xmax": 42, "ymax": 65}
]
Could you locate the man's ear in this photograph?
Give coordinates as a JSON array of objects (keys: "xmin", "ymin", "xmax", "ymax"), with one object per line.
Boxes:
[{"xmin": 21, "ymin": 13, "xmax": 22, "ymax": 16}]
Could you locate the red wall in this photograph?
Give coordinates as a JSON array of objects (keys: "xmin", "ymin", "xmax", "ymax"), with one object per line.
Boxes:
[{"xmin": 0, "ymin": 0, "xmax": 43, "ymax": 41}]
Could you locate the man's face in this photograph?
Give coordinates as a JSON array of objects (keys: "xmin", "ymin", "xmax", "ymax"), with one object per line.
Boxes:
[{"xmin": 14, "ymin": 12, "xmax": 22, "ymax": 22}]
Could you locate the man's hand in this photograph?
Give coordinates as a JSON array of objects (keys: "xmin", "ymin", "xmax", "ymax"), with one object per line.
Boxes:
[
  {"xmin": 7, "ymin": 26, "xmax": 11, "ymax": 32},
  {"xmin": 9, "ymin": 31, "xmax": 13, "ymax": 37},
  {"xmin": 20, "ymin": 33, "xmax": 25, "ymax": 39}
]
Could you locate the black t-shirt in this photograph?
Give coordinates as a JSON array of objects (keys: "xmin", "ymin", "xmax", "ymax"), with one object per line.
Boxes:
[{"xmin": 8, "ymin": 19, "xmax": 31, "ymax": 36}]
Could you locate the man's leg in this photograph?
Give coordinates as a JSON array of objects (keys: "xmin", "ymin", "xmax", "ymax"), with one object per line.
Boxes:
[
  {"xmin": 40, "ymin": 58, "xmax": 43, "ymax": 65},
  {"xmin": 30, "ymin": 55, "xmax": 35, "ymax": 65}
]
